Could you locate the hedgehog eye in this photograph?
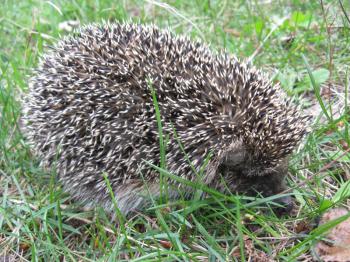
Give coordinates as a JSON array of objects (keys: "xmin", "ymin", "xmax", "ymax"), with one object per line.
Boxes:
[
  {"xmin": 257, "ymin": 111, "xmax": 266, "ymax": 120},
  {"xmin": 165, "ymin": 77, "xmax": 174, "ymax": 85},
  {"xmin": 171, "ymin": 110, "xmax": 181, "ymax": 117}
]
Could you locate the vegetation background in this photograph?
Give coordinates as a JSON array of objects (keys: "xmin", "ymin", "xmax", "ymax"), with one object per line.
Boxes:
[{"xmin": 1, "ymin": 0, "xmax": 350, "ymax": 261}]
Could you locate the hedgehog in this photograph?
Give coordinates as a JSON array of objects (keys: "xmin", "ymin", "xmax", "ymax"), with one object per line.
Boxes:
[{"xmin": 22, "ymin": 22, "xmax": 309, "ymax": 215}]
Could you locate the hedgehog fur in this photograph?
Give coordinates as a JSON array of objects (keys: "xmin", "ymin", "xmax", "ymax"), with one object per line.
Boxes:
[{"xmin": 22, "ymin": 22, "xmax": 309, "ymax": 215}]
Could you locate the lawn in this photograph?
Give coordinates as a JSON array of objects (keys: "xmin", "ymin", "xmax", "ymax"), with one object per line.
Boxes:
[{"xmin": 1, "ymin": 0, "xmax": 350, "ymax": 261}]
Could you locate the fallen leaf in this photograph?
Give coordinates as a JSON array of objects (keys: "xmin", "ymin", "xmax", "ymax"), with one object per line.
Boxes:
[
  {"xmin": 19, "ymin": 242, "xmax": 30, "ymax": 252},
  {"xmin": 340, "ymin": 140, "xmax": 349, "ymax": 151},
  {"xmin": 159, "ymin": 240, "xmax": 172, "ymax": 249},
  {"xmin": 295, "ymin": 220, "xmax": 313, "ymax": 234},
  {"xmin": 224, "ymin": 28, "xmax": 241, "ymax": 37},
  {"xmin": 314, "ymin": 208, "xmax": 350, "ymax": 262},
  {"xmin": 232, "ymin": 236, "xmax": 274, "ymax": 262}
]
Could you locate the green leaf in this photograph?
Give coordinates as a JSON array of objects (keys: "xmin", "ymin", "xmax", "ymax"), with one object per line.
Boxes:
[
  {"xmin": 332, "ymin": 180, "xmax": 350, "ymax": 203},
  {"xmin": 191, "ymin": 215, "xmax": 225, "ymax": 262},
  {"xmin": 303, "ymin": 68, "xmax": 330, "ymax": 87},
  {"xmin": 302, "ymin": 55, "xmax": 332, "ymax": 121},
  {"xmin": 324, "ymin": 150, "xmax": 350, "ymax": 163},
  {"xmin": 319, "ymin": 199, "xmax": 333, "ymax": 211},
  {"xmin": 291, "ymin": 11, "xmax": 312, "ymax": 28},
  {"xmin": 279, "ymin": 65, "xmax": 329, "ymax": 95},
  {"xmin": 277, "ymin": 69, "xmax": 297, "ymax": 93},
  {"xmin": 294, "ymin": 68, "xmax": 330, "ymax": 94},
  {"xmin": 294, "ymin": 190, "xmax": 306, "ymax": 207},
  {"xmin": 254, "ymin": 19, "xmax": 264, "ymax": 38}
]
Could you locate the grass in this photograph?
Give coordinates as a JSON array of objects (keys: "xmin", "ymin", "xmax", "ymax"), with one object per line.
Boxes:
[{"xmin": 1, "ymin": 0, "xmax": 350, "ymax": 261}]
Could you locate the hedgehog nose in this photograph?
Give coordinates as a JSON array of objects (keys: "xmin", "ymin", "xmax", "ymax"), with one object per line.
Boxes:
[{"xmin": 274, "ymin": 195, "xmax": 293, "ymax": 215}]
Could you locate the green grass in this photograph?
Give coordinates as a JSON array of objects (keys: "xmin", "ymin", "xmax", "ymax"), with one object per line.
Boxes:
[{"xmin": 1, "ymin": 0, "xmax": 350, "ymax": 261}]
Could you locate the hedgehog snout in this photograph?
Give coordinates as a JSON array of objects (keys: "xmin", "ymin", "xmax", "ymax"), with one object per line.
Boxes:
[
  {"xmin": 274, "ymin": 195, "xmax": 294, "ymax": 215},
  {"xmin": 217, "ymin": 155, "xmax": 290, "ymax": 198}
]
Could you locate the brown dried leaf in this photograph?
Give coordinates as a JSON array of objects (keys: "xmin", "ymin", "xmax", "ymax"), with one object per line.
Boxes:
[
  {"xmin": 19, "ymin": 242, "xmax": 30, "ymax": 252},
  {"xmin": 232, "ymin": 236, "xmax": 274, "ymax": 262},
  {"xmin": 295, "ymin": 220, "xmax": 313, "ymax": 234},
  {"xmin": 340, "ymin": 140, "xmax": 349, "ymax": 151},
  {"xmin": 314, "ymin": 208, "xmax": 350, "ymax": 262},
  {"xmin": 159, "ymin": 240, "xmax": 172, "ymax": 249},
  {"xmin": 224, "ymin": 28, "xmax": 241, "ymax": 37}
]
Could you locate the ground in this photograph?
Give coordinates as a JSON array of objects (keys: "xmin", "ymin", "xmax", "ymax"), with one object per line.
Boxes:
[{"xmin": 0, "ymin": 0, "xmax": 350, "ymax": 261}]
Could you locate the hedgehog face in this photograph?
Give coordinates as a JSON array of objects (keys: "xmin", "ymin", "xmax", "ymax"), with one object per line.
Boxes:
[
  {"xmin": 217, "ymin": 152, "xmax": 293, "ymax": 212},
  {"xmin": 217, "ymin": 148, "xmax": 289, "ymax": 197}
]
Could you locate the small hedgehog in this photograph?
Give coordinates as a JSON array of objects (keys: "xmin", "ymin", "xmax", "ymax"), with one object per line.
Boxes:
[{"xmin": 22, "ymin": 23, "xmax": 309, "ymax": 215}]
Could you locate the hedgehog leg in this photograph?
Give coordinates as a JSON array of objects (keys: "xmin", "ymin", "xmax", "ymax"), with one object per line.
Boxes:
[
  {"xmin": 107, "ymin": 182, "xmax": 182, "ymax": 216},
  {"xmin": 108, "ymin": 183, "xmax": 150, "ymax": 216}
]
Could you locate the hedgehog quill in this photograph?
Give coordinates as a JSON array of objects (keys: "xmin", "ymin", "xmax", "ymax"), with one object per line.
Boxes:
[{"xmin": 22, "ymin": 23, "xmax": 309, "ymax": 215}]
